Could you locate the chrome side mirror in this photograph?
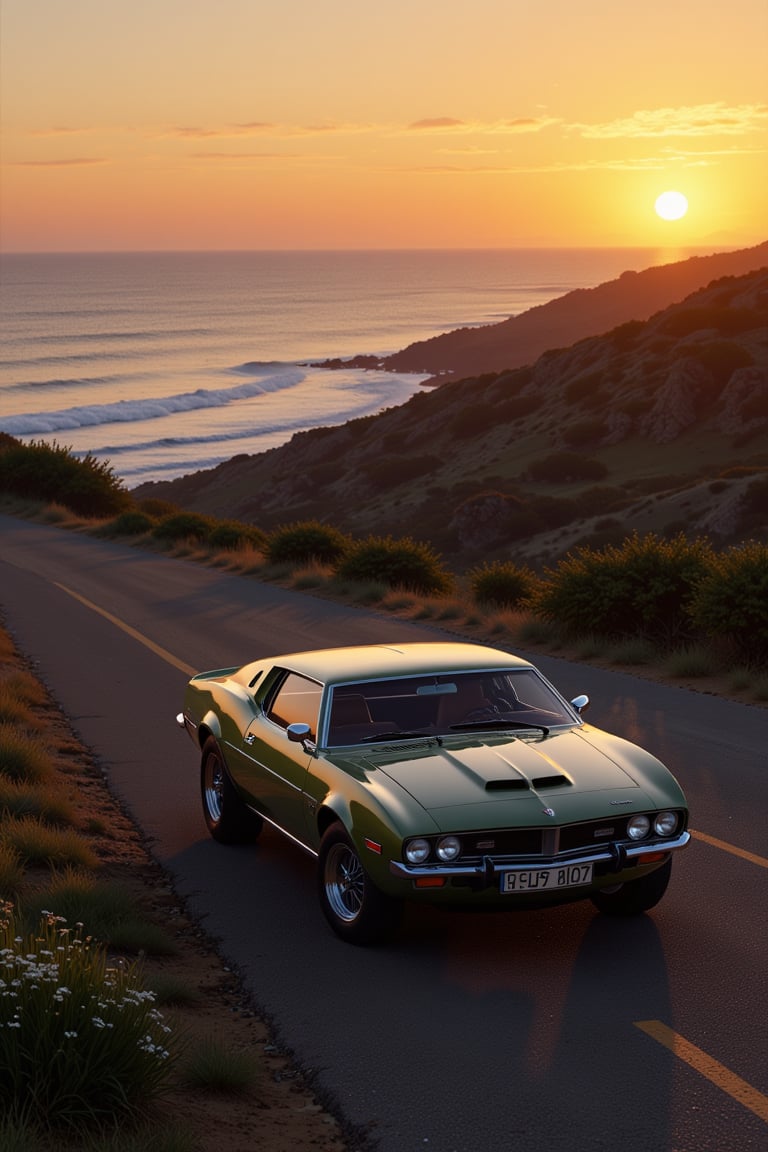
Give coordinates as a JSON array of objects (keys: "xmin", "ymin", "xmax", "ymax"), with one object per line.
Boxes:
[
  {"xmin": 570, "ymin": 694, "xmax": 590, "ymax": 715},
  {"xmin": 287, "ymin": 722, "xmax": 312, "ymax": 743}
]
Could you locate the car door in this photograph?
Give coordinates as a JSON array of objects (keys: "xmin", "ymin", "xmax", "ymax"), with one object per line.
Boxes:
[{"xmin": 235, "ymin": 670, "xmax": 322, "ymax": 839}]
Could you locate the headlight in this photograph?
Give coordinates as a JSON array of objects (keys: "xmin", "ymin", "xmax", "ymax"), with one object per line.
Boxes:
[
  {"xmin": 405, "ymin": 838, "xmax": 431, "ymax": 864},
  {"xmin": 627, "ymin": 815, "xmax": 651, "ymax": 840},
  {"xmin": 654, "ymin": 811, "xmax": 678, "ymax": 837},
  {"xmin": 436, "ymin": 835, "xmax": 461, "ymax": 862}
]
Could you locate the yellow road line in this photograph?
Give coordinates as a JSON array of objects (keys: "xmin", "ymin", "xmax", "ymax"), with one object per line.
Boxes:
[
  {"xmin": 54, "ymin": 583, "xmax": 196, "ymax": 677},
  {"xmin": 635, "ymin": 1020, "xmax": 768, "ymax": 1124},
  {"xmin": 690, "ymin": 829, "xmax": 768, "ymax": 869}
]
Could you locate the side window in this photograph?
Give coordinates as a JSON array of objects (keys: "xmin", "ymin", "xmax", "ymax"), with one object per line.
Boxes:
[{"xmin": 266, "ymin": 672, "xmax": 322, "ymax": 733}]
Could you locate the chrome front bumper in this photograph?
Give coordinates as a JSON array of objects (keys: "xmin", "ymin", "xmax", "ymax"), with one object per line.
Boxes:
[{"xmin": 389, "ymin": 830, "xmax": 691, "ymax": 882}]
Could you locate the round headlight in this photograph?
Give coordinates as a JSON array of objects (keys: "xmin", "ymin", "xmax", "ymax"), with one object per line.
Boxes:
[
  {"xmin": 436, "ymin": 835, "xmax": 461, "ymax": 862},
  {"xmin": 654, "ymin": 811, "xmax": 678, "ymax": 837},
  {"xmin": 405, "ymin": 838, "xmax": 431, "ymax": 864},
  {"xmin": 627, "ymin": 814, "xmax": 651, "ymax": 840}
]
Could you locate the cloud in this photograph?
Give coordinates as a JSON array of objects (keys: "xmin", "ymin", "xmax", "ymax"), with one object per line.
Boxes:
[
  {"xmin": 29, "ymin": 126, "xmax": 90, "ymax": 137},
  {"xmin": 11, "ymin": 157, "xmax": 106, "ymax": 167},
  {"xmin": 578, "ymin": 102, "xmax": 768, "ymax": 139},
  {"xmin": 408, "ymin": 117, "xmax": 466, "ymax": 130},
  {"xmin": 406, "ymin": 116, "xmax": 557, "ymax": 135}
]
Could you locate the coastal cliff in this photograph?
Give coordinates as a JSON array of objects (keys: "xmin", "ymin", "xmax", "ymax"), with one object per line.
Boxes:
[
  {"xmin": 379, "ymin": 242, "xmax": 768, "ymax": 381},
  {"xmin": 135, "ymin": 253, "xmax": 768, "ymax": 564}
]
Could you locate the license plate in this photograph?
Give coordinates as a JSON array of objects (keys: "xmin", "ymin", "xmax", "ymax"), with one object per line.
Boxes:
[{"xmin": 501, "ymin": 863, "xmax": 593, "ymax": 893}]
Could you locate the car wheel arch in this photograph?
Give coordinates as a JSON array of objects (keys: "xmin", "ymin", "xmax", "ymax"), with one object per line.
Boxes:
[{"xmin": 197, "ymin": 712, "xmax": 222, "ymax": 748}]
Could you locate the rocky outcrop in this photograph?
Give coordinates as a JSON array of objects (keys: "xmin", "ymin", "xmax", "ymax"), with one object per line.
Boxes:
[
  {"xmin": 721, "ymin": 367, "xmax": 768, "ymax": 434},
  {"xmin": 641, "ymin": 358, "xmax": 712, "ymax": 442}
]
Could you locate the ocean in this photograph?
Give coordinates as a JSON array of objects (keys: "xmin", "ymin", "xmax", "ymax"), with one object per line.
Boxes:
[{"xmin": 0, "ymin": 248, "xmax": 698, "ymax": 489}]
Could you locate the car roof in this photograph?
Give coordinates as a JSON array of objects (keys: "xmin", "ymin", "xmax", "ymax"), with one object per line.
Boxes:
[{"xmin": 267, "ymin": 641, "xmax": 534, "ymax": 685}]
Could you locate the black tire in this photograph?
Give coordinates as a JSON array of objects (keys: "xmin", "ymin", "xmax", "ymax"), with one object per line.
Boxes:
[
  {"xmin": 317, "ymin": 823, "xmax": 402, "ymax": 945},
  {"xmin": 590, "ymin": 858, "xmax": 672, "ymax": 916},
  {"xmin": 200, "ymin": 736, "xmax": 262, "ymax": 845}
]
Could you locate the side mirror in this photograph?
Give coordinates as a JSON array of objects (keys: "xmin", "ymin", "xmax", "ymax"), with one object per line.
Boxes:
[
  {"xmin": 287, "ymin": 722, "xmax": 312, "ymax": 743},
  {"xmin": 570, "ymin": 694, "xmax": 590, "ymax": 716}
]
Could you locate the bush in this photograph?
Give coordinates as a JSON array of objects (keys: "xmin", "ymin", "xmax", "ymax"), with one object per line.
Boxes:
[
  {"xmin": 469, "ymin": 561, "xmax": 537, "ymax": 609},
  {"xmin": 207, "ymin": 520, "xmax": 267, "ymax": 552},
  {"xmin": 0, "ymin": 440, "xmax": 129, "ymax": 518},
  {"xmin": 103, "ymin": 510, "xmax": 155, "ymax": 536},
  {"xmin": 336, "ymin": 535, "xmax": 453, "ymax": 596},
  {"xmin": 152, "ymin": 512, "xmax": 213, "ymax": 543},
  {"xmin": 266, "ymin": 521, "xmax": 351, "ymax": 566},
  {"xmin": 534, "ymin": 532, "xmax": 712, "ymax": 643},
  {"xmin": 0, "ymin": 906, "xmax": 174, "ymax": 1124},
  {"xmin": 688, "ymin": 542, "xmax": 768, "ymax": 664},
  {"xmin": 136, "ymin": 497, "xmax": 178, "ymax": 518}
]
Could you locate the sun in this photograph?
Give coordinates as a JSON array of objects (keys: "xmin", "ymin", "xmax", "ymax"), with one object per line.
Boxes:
[{"xmin": 655, "ymin": 190, "xmax": 689, "ymax": 221}]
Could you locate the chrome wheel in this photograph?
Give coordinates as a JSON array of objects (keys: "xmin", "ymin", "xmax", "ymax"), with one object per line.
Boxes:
[
  {"xmin": 202, "ymin": 749, "xmax": 225, "ymax": 824},
  {"xmin": 199, "ymin": 736, "xmax": 262, "ymax": 845},
  {"xmin": 323, "ymin": 842, "xmax": 365, "ymax": 923},
  {"xmin": 317, "ymin": 823, "xmax": 402, "ymax": 945}
]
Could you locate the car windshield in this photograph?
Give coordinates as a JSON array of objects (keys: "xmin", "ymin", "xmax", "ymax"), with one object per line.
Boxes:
[{"xmin": 325, "ymin": 669, "xmax": 576, "ymax": 747}]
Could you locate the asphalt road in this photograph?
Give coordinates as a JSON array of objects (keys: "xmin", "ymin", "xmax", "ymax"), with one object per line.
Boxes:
[{"xmin": 1, "ymin": 515, "xmax": 766, "ymax": 1152}]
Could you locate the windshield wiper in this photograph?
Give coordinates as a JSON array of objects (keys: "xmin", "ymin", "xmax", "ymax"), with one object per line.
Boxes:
[
  {"xmin": 448, "ymin": 719, "xmax": 550, "ymax": 736},
  {"xmin": 359, "ymin": 730, "xmax": 433, "ymax": 744}
]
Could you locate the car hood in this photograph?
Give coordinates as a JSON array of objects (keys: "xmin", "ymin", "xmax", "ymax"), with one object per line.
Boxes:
[{"xmin": 360, "ymin": 729, "xmax": 656, "ymax": 831}]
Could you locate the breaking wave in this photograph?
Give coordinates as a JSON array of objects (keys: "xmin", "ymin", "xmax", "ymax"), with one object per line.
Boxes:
[{"xmin": 0, "ymin": 365, "xmax": 305, "ymax": 437}]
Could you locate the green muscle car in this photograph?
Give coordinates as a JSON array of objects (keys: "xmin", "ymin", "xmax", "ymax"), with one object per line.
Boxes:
[{"xmin": 177, "ymin": 641, "xmax": 689, "ymax": 944}]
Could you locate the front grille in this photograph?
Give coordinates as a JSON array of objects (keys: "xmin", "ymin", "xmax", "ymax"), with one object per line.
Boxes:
[
  {"xmin": 461, "ymin": 828, "xmax": 544, "ymax": 858},
  {"xmin": 559, "ymin": 818, "xmax": 629, "ymax": 852},
  {"xmin": 456, "ymin": 818, "xmax": 630, "ymax": 862}
]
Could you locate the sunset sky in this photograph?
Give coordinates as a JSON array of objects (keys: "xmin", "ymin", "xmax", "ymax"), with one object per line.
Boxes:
[{"xmin": 1, "ymin": 0, "xmax": 766, "ymax": 252}]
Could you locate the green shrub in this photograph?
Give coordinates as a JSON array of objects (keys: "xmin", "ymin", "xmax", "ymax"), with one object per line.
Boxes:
[
  {"xmin": 469, "ymin": 561, "xmax": 536, "ymax": 609},
  {"xmin": 207, "ymin": 520, "xmax": 267, "ymax": 552},
  {"xmin": 152, "ymin": 512, "xmax": 213, "ymax": 543},
  {"xmin": 688, "ymin": 542, "xmax": 768, "ymax": 664},
  {"xmin": 266, "ymin": 521, "xmax": 351, "ymax": 566},
  {"xmin": 136, "ymin": 497, "xmax": 178, "ymax": 518},
  {"xmin": 534, "ymin": 532, "xmax": 712, "ymax": 643},
  {"xmin": 0, "ymin": 441, "xmax": 130, "ymax": 518},
  {"xmin": 0, "ymin": 906, "xmax": 174, "ymax": 1124},
  {"xmin": 104, "ymin": 511, "xmax": 155, "ymax": 536},
  {"xmin": 336, "ymin": 536, "xmax": 453, "ymax": 596}
]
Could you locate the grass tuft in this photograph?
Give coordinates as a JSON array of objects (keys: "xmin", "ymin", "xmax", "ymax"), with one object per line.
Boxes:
[
  {"xmin": 0, "ymin": 727, "xmax": 55, "ymax": 783},
  {"xmin": 0, "ymin": 841, "xmax": 24, "ymax": 894},
  {"xmin": 663, "ymin": 645, "xmax": 719, "ymax": 679},
  {"xmin": 1, "ymin": 817, "xmax": 99, "ymax": 870},
  {"xmin": 0, "ymin": 778, "xmax": 77, "ymax": 825},
  {"xmin": 180, "ymin": 1038, "xmax": 261, "ymax": 1095}
]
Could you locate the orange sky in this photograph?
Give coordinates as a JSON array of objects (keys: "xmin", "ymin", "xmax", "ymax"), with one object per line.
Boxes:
[{"xmin": 1, "ymin": 0, "xmax": 766, "ymax": 251}]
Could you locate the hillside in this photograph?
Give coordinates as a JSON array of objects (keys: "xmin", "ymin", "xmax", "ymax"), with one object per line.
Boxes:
[
  {"xmin": 136, "ymin": 263, "xmax": 768, "ymax": 567},
  {"xmin": 379, "ymin": 241, "xmax": 768, "ymax": 381}
]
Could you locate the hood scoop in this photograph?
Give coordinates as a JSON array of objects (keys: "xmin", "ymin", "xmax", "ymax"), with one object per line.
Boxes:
[
  {"xmin": 484, "ymin": 772, "xmax": 571, "ymax": 792},
  {"xmin": 485, "ymin": 777, "xmax": 529, "ymax": 792}
]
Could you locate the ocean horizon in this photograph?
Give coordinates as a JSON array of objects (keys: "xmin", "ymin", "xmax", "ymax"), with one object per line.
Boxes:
[{"xmin": 0, "ymin": 247, "xmax": 712, "ymax": 488}]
